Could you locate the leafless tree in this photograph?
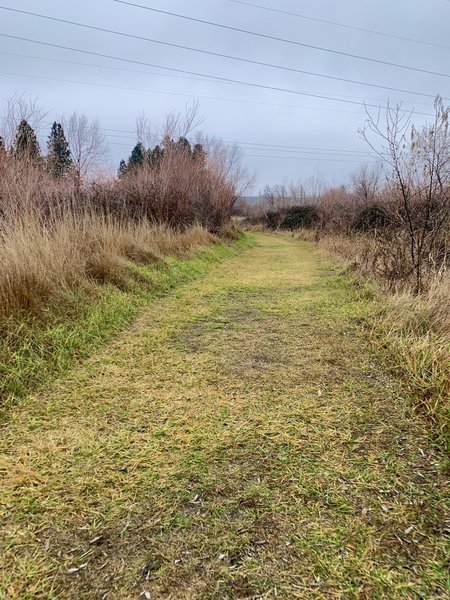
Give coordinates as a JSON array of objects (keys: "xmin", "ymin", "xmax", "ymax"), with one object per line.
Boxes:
[
  {"xmin": 351, "ymin": 163, "xmax": 381, "ymax": 207},
  {"xmin": 1, "ymin": 93, "xmax": 48, "ymax": 148},
  {"xmin": 361, "ymin": 97, "xmax": 450, "ymax": 292},
  {"xmin": 62, "ymin": 112, "xmax": 108, "ymax": 184},
  {"xmin": 136, "ymin": 99, "xmax": 203, "ymax": 148},
  {"xmin": 262, "ymin": 184, "xmax": 290, "ymax": 213}
]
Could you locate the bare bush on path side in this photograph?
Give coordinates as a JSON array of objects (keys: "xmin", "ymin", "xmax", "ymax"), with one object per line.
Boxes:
[{"xmin": 361, "ymin": 96, "xmax": 450, "ymax": 294}]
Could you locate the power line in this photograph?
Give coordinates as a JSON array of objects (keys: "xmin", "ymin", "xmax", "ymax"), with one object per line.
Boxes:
[
  {"xmin": 101, "ymin": 128, "xmax": 372, "ymax": 154},
  {"xmin": 0, "ymin": 51, "xmax": 425, "ymax": 104},
  {"xmin": 4, "ymin": 50, "xmax": 404, "ymax": 108},
  {"xmin": 112, "ymin": 0, "xmax": 450, "ymax": 80},
  {"xmin": 241, "ymin": 147, "xmax": 374, "ymax": 158},
  {"xmin": 0, "ymin": 34, "xmax": 435, "ymax": 117},
  {"xmin": 92, "ymin": 127, "xmax": 376, "ymax": 156},
  {"xmin": 0, "ymin": 61, "xmax": 369, "ymax": 117},
  {"xmin": 226, "ymin": 141, "xmax": 374, "ymax": 155},
  {"xmin": 0, "ymin": 5, "xmax": 443, "ymax": 101},
  {"xmin": 227, "ymin": 0, "xmax": 450, "ymax": 53},
  {"xmin": 244, "ymin": 154, "xmax": 375, "ymax": 163},
  {"xmin": 0, "ymin": 114, "xmax": 379, "ymax": 158},
  {"xmin": 0, "ymin": 66, "xmax": 366, "ymax": 115},
  {"xmin": 0, "ymin": 50, "xmax": 216, "ymax": 86},
  {"xmin": 105, "ymin": 139, "xmax": 373, "ymax": 162}
]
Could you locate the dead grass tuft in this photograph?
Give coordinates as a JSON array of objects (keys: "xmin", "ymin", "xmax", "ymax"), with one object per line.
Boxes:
[
  {"xmin": 0, "ymin": 212, "xmax": 214, "ymax": 323},
  {"xmin": 295, "ymin": 229, "xmax": 450, "ymax": 448}
]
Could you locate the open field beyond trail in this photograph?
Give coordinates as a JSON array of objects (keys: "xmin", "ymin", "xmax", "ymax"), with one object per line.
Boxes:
[{"xmin": 1, "ymin": 234, "xmax": 448, "ymax": 599}]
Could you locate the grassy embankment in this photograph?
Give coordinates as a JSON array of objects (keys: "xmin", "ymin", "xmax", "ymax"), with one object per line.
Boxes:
[
  {"xmin": 292, "ymin": 229, "xmax": 450, "ymax": 450},
  {"xmin": 0, "ymin": 216, "xmax": 250, "ymax": 417},
  {"xmin": 1, "ymin": 233, "xmax": 448, "ymax": 599}
]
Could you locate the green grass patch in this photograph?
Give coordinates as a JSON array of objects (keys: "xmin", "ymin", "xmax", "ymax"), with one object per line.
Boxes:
[
  {"xmin": 0, "ymin": 235, "xmax": 253, "ymax": 419},
  {"xmin": 1, "ymin": 233, "xmax": 447, "ymax": 599}
]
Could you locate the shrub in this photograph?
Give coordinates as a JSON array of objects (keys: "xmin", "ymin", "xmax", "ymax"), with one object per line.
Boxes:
[
  {"xmin": 280, "ymin": 205, "xmax": 318, "ymax": 230},
  {"xmin": 353, "ymin": 205, "xmax": 388, "ymax": 231}
]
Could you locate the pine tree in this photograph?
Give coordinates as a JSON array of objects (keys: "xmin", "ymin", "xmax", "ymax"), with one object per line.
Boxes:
[
  {"xmin": 193, "ymin": 143, "xmax": 206, "ymax": 166},
  {"xmin": 14, "ymin": 120, "xmax": 41, "ymax": 162},
  {"xmin": 47, "ymin": 122, "xmax": 72, "ymax": 177},
  {"xmin": 148, "ymin": 145, "xmax": 163, "ymax": 169},
  {"xmin": 118, "ymin": 159, "xmax": 128, "ymax": 178},
  {"xmin": 176, "ymin": 136, "xmax": 192, "ymax": 155},
  {"xmin": 127, "ymin": 142, "xmax": 145, "ymax": 170}
]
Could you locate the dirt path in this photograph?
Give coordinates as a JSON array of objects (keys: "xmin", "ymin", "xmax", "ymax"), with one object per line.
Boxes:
[{"xmin": 1, "ymin": 234, "xmax": 448, "ymax": 599}]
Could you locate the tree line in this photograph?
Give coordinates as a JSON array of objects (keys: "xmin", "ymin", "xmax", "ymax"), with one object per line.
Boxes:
[
  {"xmin": 118, "ymin": 136, "xmax": 206, "ymax": 178},
  {"xmin": 0, "ymin": 119, "xmax": 72, "ymax": 178}
]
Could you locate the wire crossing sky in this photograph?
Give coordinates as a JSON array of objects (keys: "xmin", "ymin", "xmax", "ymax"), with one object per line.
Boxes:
[{"xmin": 0, "ymin": 0, "xmax": 448, "ymax": 188}]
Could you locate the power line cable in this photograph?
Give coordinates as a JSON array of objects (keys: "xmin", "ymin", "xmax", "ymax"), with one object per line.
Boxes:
[
  {"xmin": 0, "ymin": 34, "xmax": 435, "ymax": 117},
  {"xmin": 5, "ymin": 50, "xmax": 406, "ymax": 108},
  {"xmin": 0, "ymin": 61, "xmax": 371, "ymax": 117},
  {"xmin": 0, "ymin": 66, "xmax": 369, "ymax": 114},
  {"xmin": 2, "ymin": 49, "xmax": 436, "ymax": 107},
  {"xmin": 112, "ymin": 0, "xmax": 450, "ymax": 79},
  {"xmin": 0, "ymin": 50, "xmax": 217, "ymax": 85},
  {"xmin": 0, "ymin": 114, "xmax": 380, "ymax": 157},
  {"xmin": 218, "ymin": 141, "xmax": 375, "ymax": 157},
  {"xmin": 244, "ymin": 154, "xmax": 375, "ymax": 162},
  {"xmin": 227, "ymin": 0, "xmax": 450, "ymax": 53},
  {"xmin": 0, "ymin": 5, "xmax": 444, "ymax": 101},
  {"xmin": 230, "ymin": 141, "xmax": 355, "ymax": 152},
  {"xmin": 89, "ymin": 126, "xmax": 375, "ymax": 155},
  {"xmin": 107, "ymin": 132, "xmax": 376, "ymax": 155}
]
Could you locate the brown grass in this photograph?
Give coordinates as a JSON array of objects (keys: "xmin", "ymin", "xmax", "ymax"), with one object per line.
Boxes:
[
  {"xmin": 0, "ymin": 211, "xmax": 213, "ymax": 323},
  {"xmin": 294, "ymin": 228, "xmax": 450, "ymax": 447}
]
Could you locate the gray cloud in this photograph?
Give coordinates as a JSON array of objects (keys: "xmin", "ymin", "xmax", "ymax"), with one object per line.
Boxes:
[{"xmin": 1, "ymin": 0, "xmax": 448, "ymax": 190}]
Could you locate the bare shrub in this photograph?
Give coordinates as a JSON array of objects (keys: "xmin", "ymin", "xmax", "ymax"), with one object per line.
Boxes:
[
  {"xmin": 361, "ymin": 97, "xmax": 450, "ymax": 292},
  {"xmin": 62, "ymin": 112, "xmax": 109, "ymax": 185},
  {"xmin": 117, "ymin": 135, "xmax": 246, "ymax": 231},
  {"xmin": 351, "ymin": 163, "xmax": 381, "ymax": 208}
]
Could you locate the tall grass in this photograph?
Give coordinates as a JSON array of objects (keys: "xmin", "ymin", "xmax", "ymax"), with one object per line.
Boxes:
[
  {"xmin": 0, "ymin": 211, "xmax": 213, "ymax": 323},
  {"xmin": 0, "ymin": 138, "xmax": 245, "ymax": 409},
  {"xmin": 295, "ymin": 228, "xmax": 450, "ymax": 448}
]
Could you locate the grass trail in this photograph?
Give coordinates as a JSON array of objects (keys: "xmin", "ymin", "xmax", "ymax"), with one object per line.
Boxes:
[{"xmin": 1, "ymin": 234, "xmax": 448, "ymax": 599}]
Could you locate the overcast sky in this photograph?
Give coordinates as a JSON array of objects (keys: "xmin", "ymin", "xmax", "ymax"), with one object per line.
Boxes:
[{"xmin": 1, "ymin": 0, "xmax": 449, "ymax": 191}]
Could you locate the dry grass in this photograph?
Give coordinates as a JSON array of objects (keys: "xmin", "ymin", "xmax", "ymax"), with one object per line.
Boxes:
[
  {"xmin": 295, "ymin": 229, "xmax": 450, "ymax": 448},
  {"xmin": 1, "ymin": 233, "xmax": 447, "ymax": 599},
  {"xmin": 0, "ymin": 211, "xmax": 213, "ymax": 323},
  {"xmin": 373, "ymin": 284, "xmax": 450, "ymax": 446},
  {"xmin": 0, "ymin": 210, "xmax": 240, "ymax": 414}
]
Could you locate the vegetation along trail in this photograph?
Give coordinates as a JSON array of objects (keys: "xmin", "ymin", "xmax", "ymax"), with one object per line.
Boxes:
[{"xmin": 1, "ymin": 233, "xmax": 448, "ymax": 599}]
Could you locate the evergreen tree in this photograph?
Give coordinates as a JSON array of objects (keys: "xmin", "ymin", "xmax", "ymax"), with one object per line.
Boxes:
[
  {"xmin": 127, "ymin": 142, "xmax": 145, "ymax": 169},
  {"xmin": 148, "ymin": 145, "xmax": 163, "ymax": 169},
  {"xmin": 162, "ymin": 135, "xmax": 174, "ymax": 152},
  {"xmin": 47, "ymin": 122, "xmax": 72, "ymax": 177},
  {"xmin": 14, "ymin": 119, "xmax": 41, "ymax": 162},
  {"xmin": 118, "ymin": 159, "xmax": 128, "ymax": 178},
  {"xmin": 0, "ymin": 136, "xmax": 5, "ymax": 156},
  {"xmin": 193, "ymin": 143, "xmax": 206, "ymax": 166},
  {"xmin": 176, "ymin": 136, "xmax": 192, "ymax": 155}
]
